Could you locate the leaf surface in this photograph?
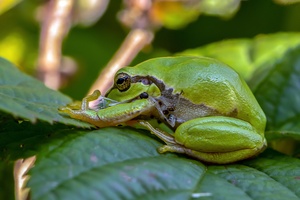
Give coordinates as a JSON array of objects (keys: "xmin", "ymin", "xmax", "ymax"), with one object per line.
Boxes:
[
  {"xmin": 0, "ymin": 57, "xmax": 91, "ymax": 128},
  {"xmin": 26, "ymin": 128, "xmax": 300, "ymax": 200}
]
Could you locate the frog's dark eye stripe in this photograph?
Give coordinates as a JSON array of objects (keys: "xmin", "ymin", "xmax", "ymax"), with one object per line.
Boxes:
[
  {"xmin": 138, "ymin": 78, "xmax": 150, "ymax": 85},
  {"xmin": 115, "ymin": 73, "xmax": 131, "ymax": 92}
]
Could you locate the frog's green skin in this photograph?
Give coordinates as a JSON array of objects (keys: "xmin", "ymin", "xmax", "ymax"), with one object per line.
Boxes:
[{"xmin": 60, "ymin": 56, "xmax": 267, "ymax": 164}]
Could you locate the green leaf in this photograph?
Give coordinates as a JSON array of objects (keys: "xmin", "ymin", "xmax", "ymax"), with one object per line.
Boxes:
[
  {"xmin": 250, "ymin": 45, "xmax": 300, "ymax": 155},
  {"xmin": 0, "ymin": 57, "xmax": 91, "ymax": 128},
  {"xmin": 152, "ymin": 1, "xmax": 202, "ymax": 29},
  {"xmin": 178, "ymin": 39, "xmax": 253, "ymax": 79},
  {"xmin": 0, "ymin": 0, "xmax": 23, "ymax": 15},
  {"xmin": 26, "ymin": 127, "xmax": 300, "ymax": 200},
  {"xmin": 273, "ymin": 0, "xmax": 300, "ymax": 4},
  {"xmin": 0, "ymin": 113, "xmax": 78, "ymax": 160},
  {"xmin": 206, "ymin": 153, "xmax": 300, "ymax": 200},
  {"xmin": 243, "ymin": 150, "xmax": 300, "ymax": 198},
  {"xmin": 27, "ymin": 127, "xmax": 206, "ymax": 200},
  {"xmin": 0, "ymin": 161, "xmax": 14, "ymax": 200},
  {"xmin": 200, "ymin": 0, "xmax": 241, "ymax": 18},
  {"xmin": 151, "ymin": 0, "xmax": 241, "ymax": 30},
  {"xmin": 266, "ymin": 130, "xmax": 300, "ymax": 141},
  {"xmin": 252, "ymin": 45, "xmax": 300, "ymax": 135},
  {"xmin": 178, "ymin": 33, "xmax": 300, "ymax": 80}
]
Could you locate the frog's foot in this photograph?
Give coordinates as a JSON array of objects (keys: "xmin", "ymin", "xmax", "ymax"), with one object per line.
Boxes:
[
  {"xmin": 138, "ymin": 120, "xmax": 176, "ymax": 145},
  {"xmin": 158, "ymin": 144, "xmax": 187, "ymax": 154},
  {"xmin": 58, "ymin": 90, "xmax": 102, "ymax": 122},
  {"xmin": 138, "ymin": 121, "xmax": 193, "ymax": 157},
  {"xmin": 80, "ymin": 90, "xmax": 102, "ymax": 110},
  {"xmin": 59, "ymin": 90, "xmax": 102, "ymax": 113},
  {"xmin": 59, "ymin": 106, "xmax": 87, "ymax": 118},
  {"xmin": 158, "ymin": 142, "xmax": 267, "ymax": 164},
  {"xmin": 63, "ymin": 101, "xmax": 82, "ymax": 110},
  {"xmin": 157, "ymin": 144, "xmax": 207, "ymax": 161},
  {"xmin": 59, "ymin": 105, "xmax": 102, "ymax": 128}
]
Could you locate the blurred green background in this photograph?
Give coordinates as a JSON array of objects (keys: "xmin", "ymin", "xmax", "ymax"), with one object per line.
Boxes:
[{"xmin": 0, "ymin": 0, "xmax": 299, "ymax": 99}]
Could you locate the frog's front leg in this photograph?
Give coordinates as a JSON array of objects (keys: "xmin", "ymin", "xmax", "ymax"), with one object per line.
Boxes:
[
  {"xmin": 59, "ymin": 90, "xmax": 155, "ymax": 127},
  {"xmin": 63, "ymin": 90, "xmax": 102, "ymax": 111},
  {"xmin": 140, "ymin": 116, "xmax": 267, "ymax": 164}
]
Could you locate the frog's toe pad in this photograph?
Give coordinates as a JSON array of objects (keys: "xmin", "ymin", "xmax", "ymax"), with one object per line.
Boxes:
[
  {"xmin": 158, "ymin": 145, "xmax": 169, "ymax": 154},
  {"xmin": 158, "ymin": 145, "xmax": 186, "ymax": 154},
  {"xmin": 58, "ymin": 107, "xmax": 75, "ymax": 116}
]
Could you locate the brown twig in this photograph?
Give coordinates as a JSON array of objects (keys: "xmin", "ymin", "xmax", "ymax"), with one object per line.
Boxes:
[
  {"xmin": 88, "ymin": 28, "xmax": 154, "ymax": 95},
  {"xmin": 14, "ymin": 156, "xmax": 36, "ymax": 200},
  {"xmin": 88, "ymin": 0, "xmax": 155, "ymax": 95},
  {"xmin": 37, "ymin": 0, "xmax": 74, "ymax": 90}
]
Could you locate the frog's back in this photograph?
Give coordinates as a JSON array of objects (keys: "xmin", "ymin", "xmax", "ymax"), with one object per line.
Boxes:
[
  {"xmin": 128, "ymin": 56, "xmax": 244, "ymax": 100},
  {"xmin": 125, "ymin": 56, "xmax": 266, "ymax": 133}
]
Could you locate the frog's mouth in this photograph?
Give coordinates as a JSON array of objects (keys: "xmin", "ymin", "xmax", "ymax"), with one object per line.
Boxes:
[{"xmin": 106, "ymin": 74, "xmax": 184, "ymax": 128}]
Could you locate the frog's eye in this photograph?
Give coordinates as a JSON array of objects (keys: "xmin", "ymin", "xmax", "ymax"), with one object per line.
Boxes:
[{"xmin": 115, "ymin": 73, "xmax": 131, "ymax": 91}]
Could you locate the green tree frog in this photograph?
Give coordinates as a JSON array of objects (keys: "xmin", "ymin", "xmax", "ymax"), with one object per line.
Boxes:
[{"xmin": 59, "ymin": 56, "xmax": 267, "ymax": 164}]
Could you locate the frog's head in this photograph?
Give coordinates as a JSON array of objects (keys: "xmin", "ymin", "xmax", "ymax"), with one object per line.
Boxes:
[{"xmin": 106, "ymin": 67, "xmax": 162, "ymax": 102}]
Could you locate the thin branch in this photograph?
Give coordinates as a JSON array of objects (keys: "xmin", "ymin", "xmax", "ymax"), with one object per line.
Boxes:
[
  {"xmin": 14, "ymin": 156, "xmax": 36, "ymax": 200},
  {"xmin": 88, "ymin": 0, "xmax": 155, "ymax": 95},
  {"xmin": 88, "ymin": 28, "xmax": 154, "ymax": 95},
  {"xmin": 37, "ymin": 0, "xmax": 74, "ymax": 90}
]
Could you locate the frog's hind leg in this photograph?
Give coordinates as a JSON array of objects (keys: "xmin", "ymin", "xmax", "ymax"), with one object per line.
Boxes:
[
  {"xmin": 139, "ymin": 121, "xmax": 193, "ymax": 156},
  {"xmin": 138, "ymin": 121, "xmax": 176, "ymax": 145},
  {"xmin": 138, "ymin": 120, "xmax": 259, "ymax": 164}
]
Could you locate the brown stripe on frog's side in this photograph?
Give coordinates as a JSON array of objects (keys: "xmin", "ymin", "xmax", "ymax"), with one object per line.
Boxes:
[
  {"xmin": 169, "ymin": 100, "xmax": 239, "ymax": 128},
  {"xmin": 131, "ymin": 75, "xmax": 167, "ymax": 91},
  {"xmin": 130, "ymin": 75, "xmax": 230, "ymax": 128},
  {"xmin": 131, "ymin": 74, "xmax": 180, "ymax": 110},
  {"xmin": 227, "ymin": 108, "xmax": 238, "ymax": 118}
]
